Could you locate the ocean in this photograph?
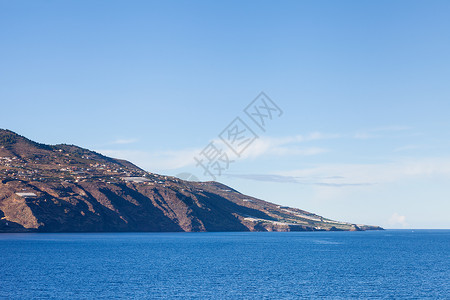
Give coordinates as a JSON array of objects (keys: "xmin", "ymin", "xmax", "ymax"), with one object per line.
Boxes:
[{"xmin": 0, "ymin": 230, "xmax": 449, "ymax": 299}]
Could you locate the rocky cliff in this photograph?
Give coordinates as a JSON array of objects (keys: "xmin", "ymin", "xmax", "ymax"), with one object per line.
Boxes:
[{"xmin": 0, "ymin": 129, "xmax": 382, "ymax": 232}]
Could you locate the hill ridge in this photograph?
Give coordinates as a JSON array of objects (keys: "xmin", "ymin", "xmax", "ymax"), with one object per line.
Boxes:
[{"xmin": 0, "ymin": 129, "xmax": 383, "ymax": 233}]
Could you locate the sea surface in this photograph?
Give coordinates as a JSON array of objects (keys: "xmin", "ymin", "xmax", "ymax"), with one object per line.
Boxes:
[{"xmin": 0, "ymin": 230, "xmax": 449, "ymax": 299}]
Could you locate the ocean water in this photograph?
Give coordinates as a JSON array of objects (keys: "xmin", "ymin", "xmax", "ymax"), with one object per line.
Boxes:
[{"xmin": 0, "ymin": 230, "xmax": 449, "ymax": 299}]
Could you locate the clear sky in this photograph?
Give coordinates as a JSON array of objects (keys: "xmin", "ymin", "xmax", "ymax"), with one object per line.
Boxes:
[{"xmin": 1, "ymin": 0, "xmax": 450, "ymax": 229}]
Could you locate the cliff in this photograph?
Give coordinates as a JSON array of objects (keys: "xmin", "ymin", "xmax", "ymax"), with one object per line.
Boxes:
[{"xmin": 0, "ymin": 129, "xmax": 383, "ymax": 232}]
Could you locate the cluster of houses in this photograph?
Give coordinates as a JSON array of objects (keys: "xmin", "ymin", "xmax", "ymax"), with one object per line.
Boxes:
[
  {"xmin": 0, "ymin": 153, "xmax": 186, "ymax": 191},
  {"xmin": 0, "ymin": 156, "xmax": 19, "ymax": 168},
  {"xmin": 0, "ymin": 156, "xmax": 39, "ymax": 180}
]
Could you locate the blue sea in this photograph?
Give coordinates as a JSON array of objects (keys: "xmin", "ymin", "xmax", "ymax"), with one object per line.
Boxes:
[{"xmin": 0, "ymin": 230, "xmax": 449, "ymax": 299}]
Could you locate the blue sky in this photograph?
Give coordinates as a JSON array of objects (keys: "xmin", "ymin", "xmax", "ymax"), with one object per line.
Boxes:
[{"xmin": 1, "ymin": 0, "xmax": 450, "ymax": 228}]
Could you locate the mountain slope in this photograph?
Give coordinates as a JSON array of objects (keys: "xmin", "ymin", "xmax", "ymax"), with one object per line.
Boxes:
[{"xmin": 0, "ymin": 129, "xmax": 382, "ymax": 232}]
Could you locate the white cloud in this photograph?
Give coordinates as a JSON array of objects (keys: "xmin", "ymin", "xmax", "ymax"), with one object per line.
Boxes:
[
  {"xmin": 370, "ymin": 125, "xmax": 412, "ymax": 132},
  {"xmin": 234, "ymin": 137, "xmax": 329, "ymax": 159},
  {"xmin": 279, "ymin": 157, "xmax": 450, "ymax": 186},
  {"xmin": 96, "ymin": 148, "xmax": 199, "ymax": 171},
  {"xmin": 95, "ymin": 132, "xmax": 334, "ymax": 171},
  {"xmin": 354, "ymin": 125, "xmax": 413, "ymax": 140},
  {"xmin": 225, "ymin": 173, "xmax": 370, "ymax": 186},
  {"xmin": 353, "ymin": 132, "xmax": 373, "ymax": 140},
  {"xmin": 394, "ymin": 145, "xmax": 422, "ymax": 152},
  {"xmin": 96, "ymin": 128, "xmax": 424, "ymax": 175},
  {"xmin": 388, "ymin": 213, "xmax": 409, "ymax": 228},
  {"xmin": 111, "ymin": 138, "xmax": 138, "ymax": 145},
  {"xmin": 212, "ymin": 132, "xmax": 337, "ymax": 160}
]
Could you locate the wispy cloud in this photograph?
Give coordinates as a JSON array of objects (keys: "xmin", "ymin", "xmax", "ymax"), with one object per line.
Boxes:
[
  {"xmin": 95, "ymin": 148, "xmax": 199, "ymax": 171},
  {"xmin": 388, "ymin": 213, "xmax": 409, "ymax": 228},
  {"xmin": 369, "ymin": 125, "xmax": 412, "ymax": 132},
  {"xmin": 96, "ymin": 126, "xmax": 419, "ymax": 174},
  {"xmin": 111, "ymin": 138, "xmax": 139, "ymax": 145},
  {"xmin": 224, "ymin": 174, "xmax": 300, "ymax": 183},
  {"xmin": 279, "ymin": 157, "xmax": 450, "ymax": 186},
  {"xmin": 353, "ymin": 125, "xmax": 413, "ymax": 140},
  {"xmin": 211, "ymin": 132, "xmax": 337, "ymax": 160},
  {"xmin": 226, "ymin": 157, "xmax": 450, "ymax": 187},
  {"xmin": 225, "ymin": 173, "xmax": 372, "ymax": 186},
  {"xmin": 237, "ymin": 126, "xmax": 414, "ymax": 156},
  {"xmin": 394, "ymin": 145, "xmax": 423, "ymax": 152},
  {"xmin": 95, "ymin": 132, "xmax": 333, "ymax": 172}
]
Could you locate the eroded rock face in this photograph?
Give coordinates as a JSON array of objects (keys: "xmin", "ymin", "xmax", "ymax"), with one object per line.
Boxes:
[{"xmin": 0, "ymin": 129, "xmax": 383, "ymax": 233}]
